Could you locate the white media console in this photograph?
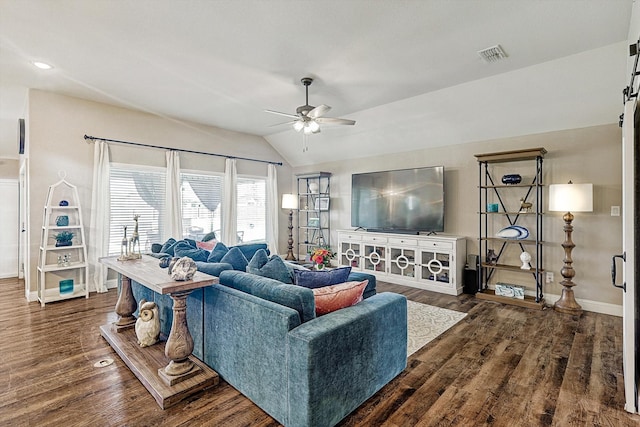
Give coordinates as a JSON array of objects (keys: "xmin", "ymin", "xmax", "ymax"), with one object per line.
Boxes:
[{"xmin": 337, "ymin": 230, "xmax": 467, "ymax": 295}]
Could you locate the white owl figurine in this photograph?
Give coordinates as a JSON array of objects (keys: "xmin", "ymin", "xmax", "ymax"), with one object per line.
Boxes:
[{"xmin": 135, "ymin": 299, "xmax": 160, "ymax": 347}]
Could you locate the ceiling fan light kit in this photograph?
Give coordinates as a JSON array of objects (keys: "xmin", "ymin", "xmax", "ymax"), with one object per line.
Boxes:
[{"xmin": 265, "ymin": 77, "xmax": 355, "ymax": 140}]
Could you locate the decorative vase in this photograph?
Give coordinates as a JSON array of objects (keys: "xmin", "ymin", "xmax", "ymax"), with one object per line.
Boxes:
[
  {"xmin": 501, "ymin": 174, "xmax": 522, "ymax": 185},
  {"xmin": 55, "ymin": 240, "xmax": 73, "ymax": 247},
  {"xmin": 315, "ymin": 263, "xmax": 325, "ymax": 270},
  {"xmin": 486, "ymin": 249, "xmax": 498, "ymax": 265}
]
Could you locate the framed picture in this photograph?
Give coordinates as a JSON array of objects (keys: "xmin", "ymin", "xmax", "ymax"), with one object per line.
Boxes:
[
  {"xmin": 307, "ymin": 217, "xmax": 320, "ymax": 228},
  {"xmin": 314, "ymin": 197, "xmax": 330, "ymax": 211}
]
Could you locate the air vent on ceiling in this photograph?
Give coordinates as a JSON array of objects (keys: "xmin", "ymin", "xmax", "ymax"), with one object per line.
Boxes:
[{"xmin": 477, "ymin": 44, "xmax": 508, "ymax": 63}]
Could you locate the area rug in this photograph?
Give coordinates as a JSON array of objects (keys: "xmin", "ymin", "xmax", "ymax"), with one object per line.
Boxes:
[{"xmin": 407, "ymin": 300, "xmax": 467, "ymax": 357}]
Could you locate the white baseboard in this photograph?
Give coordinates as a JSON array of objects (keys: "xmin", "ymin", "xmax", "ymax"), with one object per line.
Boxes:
[{"xmin": 543, "ymin": 292, "xmax": 622, "ymax": 317}]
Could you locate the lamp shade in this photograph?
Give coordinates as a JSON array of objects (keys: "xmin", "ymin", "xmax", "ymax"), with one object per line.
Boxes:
[
  {"xmin": 282, "ymin": 193, "xmax": 298, "ymax": 210},
  {"xmin": 548, "ymin": 183, "xmax": 593, "ymax": 212}
]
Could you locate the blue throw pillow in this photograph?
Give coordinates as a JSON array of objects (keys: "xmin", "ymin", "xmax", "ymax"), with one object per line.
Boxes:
[
  {"xmin": 247, "ymin": 249, "xmax": 270, "ymax": 274},
  {"xmin": 294, "ymin": 266, "xmax": 352, "ymax": 289},
  {"xmin": 173, "ymin": 240, "xmax": 209, "ymax": 262},
  {"xmin": 250, "ymin": 255, "xmax": 294, "ymax": 284},
  {"xmin": 220, "ymin": 247, "xmax": 249, "ymax": 271},
  {"xmin": 160, "ymin": 238, "xmax": 177, "ymax": 255},
  {"xmin": 207, "ymin": 242, "xmax": 229, "ymax": 263}
]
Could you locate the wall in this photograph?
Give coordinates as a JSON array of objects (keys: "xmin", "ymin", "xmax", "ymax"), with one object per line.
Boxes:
[
  {"xmin": 294, "ymin": 123, "xmax": 623, "ymax": 311},
  {"xmin": 26, "ymin": 90, "xmax": 293, "ymax": 296},
  {"xmin": 0, "ymin": 158, "xmax": 19, "ymax": 178}
]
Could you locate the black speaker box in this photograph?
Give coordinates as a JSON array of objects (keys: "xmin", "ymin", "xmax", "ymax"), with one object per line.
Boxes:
[{"xmin": 463, "ymin": 268, "xmax": 478, "ymax": 294}]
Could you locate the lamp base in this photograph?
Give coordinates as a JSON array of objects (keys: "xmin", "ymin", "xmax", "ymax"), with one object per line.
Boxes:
[
  {"xmin": 553, "ymin": 288, "xmax": 582, "ymax": 315},
  {"xmin": 284, "ymin": 252, "xmax": 297, "ymax": 261}
]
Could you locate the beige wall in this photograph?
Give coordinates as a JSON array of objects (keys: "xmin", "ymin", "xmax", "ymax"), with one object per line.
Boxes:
[
  {"xmin": 0, "ymin": 158, "xmax": 19, "ymax": 178},
  {"xmin": 293, "ymin": 123, "xmax": 623, "ymax": 309},
  {"xmin": 26, "ymin": 90, "xmax": 293, "ymax": 295},
  {"xmin": 24, "ymin": 89, "xmax": 625, "ymax": 310}
]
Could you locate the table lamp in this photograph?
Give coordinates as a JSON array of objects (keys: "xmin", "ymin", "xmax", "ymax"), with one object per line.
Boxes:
[
  {"xmin": 282, "ymin": 193, "xmax": 298, "ymax": 261},
  {"xmin": 548, "ymin": 181, "xmax": 593, "ymax": 315}
]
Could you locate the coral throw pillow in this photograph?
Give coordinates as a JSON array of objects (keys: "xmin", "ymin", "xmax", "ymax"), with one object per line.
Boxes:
[
  {"xmin": 196, "ymin": 240, "xmax": 217, "ymax": 251},
  {"xmin": 312, "ymin": 280, "xmax": 368, "ymax": 316}
]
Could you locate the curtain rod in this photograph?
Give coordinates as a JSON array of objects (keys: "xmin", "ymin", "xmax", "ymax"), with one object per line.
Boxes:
[{"xmin": 84, "ymin": 134, "xmax": 283, "ymax": 166}]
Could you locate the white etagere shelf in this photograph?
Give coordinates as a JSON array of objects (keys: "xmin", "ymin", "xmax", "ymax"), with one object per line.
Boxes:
[{"xmin": 37, "ymin": 175, "xmax": 89, "ymax": 307}]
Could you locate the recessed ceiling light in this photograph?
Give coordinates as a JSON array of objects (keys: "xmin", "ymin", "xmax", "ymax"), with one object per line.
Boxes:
[{"xmin": 32, "ymin": 61, "xmax": 53, "ymax": 70}]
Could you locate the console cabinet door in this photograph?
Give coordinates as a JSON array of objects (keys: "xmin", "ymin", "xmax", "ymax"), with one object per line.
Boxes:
[
  {"xmin": 339, "ymin": 233, "xmax": 362, "ymax": 270},
  {"xmin": 388, "ymin": 246, "xmax": 418, "ymax": 280},
  {"xmin": 420, "ymin": 250, "xmax": 451, "ymax": 284},
  {"xmin": 362, "ymin": 244, "xmax": 386, "ymax": 273}
]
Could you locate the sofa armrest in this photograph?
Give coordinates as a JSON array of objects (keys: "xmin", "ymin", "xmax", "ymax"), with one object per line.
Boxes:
[{"xmin": 286, "ymin": 292, "xmax": 407, "ymax": 427}]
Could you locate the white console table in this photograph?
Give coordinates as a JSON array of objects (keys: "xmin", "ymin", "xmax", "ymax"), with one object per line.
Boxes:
[{"xmin": 337, "ymin": 230, "xmax": 467, "ymax": 295}]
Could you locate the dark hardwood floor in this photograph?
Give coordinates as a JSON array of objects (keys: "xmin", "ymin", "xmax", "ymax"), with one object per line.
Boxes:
[{"xmin": 1, "ymin": 277, "xmax": 638, "ymax": 427}]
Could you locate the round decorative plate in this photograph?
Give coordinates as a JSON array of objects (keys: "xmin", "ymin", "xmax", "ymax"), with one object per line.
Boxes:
[{"xmin": 496, "ymin": 225, "xmax": 529, "ymax": 239}]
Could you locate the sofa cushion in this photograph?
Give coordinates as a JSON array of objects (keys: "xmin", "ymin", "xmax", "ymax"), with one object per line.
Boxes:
[
  {"xmin": 293, "ymin": 266, "xmax": 352, "ymax": 289},
  {"xmin": 232, "ymin": 242, "xmax": 269, "ymax": 261},
  {"xmin": 160, "ymin": 238, "xmax": 177, "ymax": 255},
  {"xmin": 173, "ymin": 240, "xmax": 210, "ymax": 262},
  {"xmin": 249, "ymin": 255, "xmax": 294, "ymax": 284},
  {"xmin": 246, "ymin": 248, "xmax": 270, "ymax": 273},
  {"xmin": 195, "ymin": 261, "xmax": 234, "ymax": 276},
  {"xmin": 220, "ymin": 247, "xmax": 249, "ymax": 271},
  {"xmin": 202, "ymin": 231, "xmax": 216, "ymax": 242},
  {"xmin": 312, "ymin": 280, "xmax": 368, "ymax": 316},
  {"xmin": 207, "ymin": 242, "xmax": 229, "ymax": 262},
  {"xmin": 219, "ymin": 270, "xmax": 316, "ymax": 323}
]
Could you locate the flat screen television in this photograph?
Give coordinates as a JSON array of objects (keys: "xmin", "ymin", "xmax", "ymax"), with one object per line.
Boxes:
[{"xmin": 351, "ymin": 166, "xmax": 444, "ymax": 233}]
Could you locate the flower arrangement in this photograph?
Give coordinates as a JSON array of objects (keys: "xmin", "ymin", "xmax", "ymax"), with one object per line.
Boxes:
[{"xmin": 309, "ymin": 246, "xmax": 335, "ymax": 269}]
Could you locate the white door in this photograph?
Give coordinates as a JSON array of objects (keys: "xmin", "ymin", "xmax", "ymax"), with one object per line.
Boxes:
[
  {"xmin": 620, "ymin": 98, "xmax": 638, "ymax": 414},
  {"xmin": 0, "ymin": 179, "xmax": 19, "ymax": 278}
]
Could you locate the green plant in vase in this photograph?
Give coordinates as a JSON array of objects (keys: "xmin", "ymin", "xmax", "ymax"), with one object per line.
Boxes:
[{"xmin": 54, "ymin": 231, "xmax": 74, "ymax": 247}]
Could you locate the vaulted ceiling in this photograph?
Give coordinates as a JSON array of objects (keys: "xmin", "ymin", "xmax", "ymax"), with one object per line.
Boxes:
[{"xmin": 0, "ymin": 1, "xmax": 634, "ymax": 167}]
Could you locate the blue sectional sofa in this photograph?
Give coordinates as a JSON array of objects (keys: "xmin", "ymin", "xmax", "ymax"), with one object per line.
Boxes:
[{"xmin": 129, "ymin": 262, "xmax": 407, "ymax": 427}]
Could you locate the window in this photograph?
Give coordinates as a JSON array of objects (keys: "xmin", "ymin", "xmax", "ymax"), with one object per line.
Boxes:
[
  {"xmin": 181, "ymin": 172, "xmax": 223, "ymax": 240},
  {"xmin": 237, "ymin": 176, "xmax": 266, "ymax": 243},
  {"xmin": 108, "ymin": 165, "xmax": 267, "ymax": 251},
  {"xmin": 109, "ymin": 165, "xmax": 166, "ymax": 254}
]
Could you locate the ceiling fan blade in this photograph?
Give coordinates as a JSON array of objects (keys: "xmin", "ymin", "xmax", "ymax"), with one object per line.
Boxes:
[
  {"xmin": 315, "ymin": 117, "xmax": 356, "ymax": 126},
  {"xmin": 264, "ymin": 109, "xmax": 299, "ymax": 119},
  {"xmin": 268, "ymin": 120, "xmax": 297, "ymax": 127},
  {"xmin": 308, "ymin": 104, "xmax": 331, "ymax": 119}
]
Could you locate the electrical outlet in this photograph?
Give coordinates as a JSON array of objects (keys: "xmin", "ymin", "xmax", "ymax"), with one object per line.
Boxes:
[
  {"xmin": 611, "ymin": 206, "xmax": 620, "ymax": 216},
  {"xmin": 545, "ymin": 272, "xmax": 554, "ymax": 283}
]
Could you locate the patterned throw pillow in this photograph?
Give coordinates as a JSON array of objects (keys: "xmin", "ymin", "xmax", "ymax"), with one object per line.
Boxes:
[
  {"xmin": 293, "ymin": 266, "xmax": 352, "ymax": 289},
  {"xmin": 313, "ymin": 280, "xmax": 368, "ymax": 315}
]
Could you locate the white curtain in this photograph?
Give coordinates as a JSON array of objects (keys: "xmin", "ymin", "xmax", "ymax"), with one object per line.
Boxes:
[
  {"xmin": 265, "ymin": 163, "xmax": 279, "ymax": 254},
  {"xmin": 164, "ymin": 150, "xmax": 183, "ymax": 240},
  {"xmin": 222, "ymin": 158, "xmax": 237, "ymax": 245},
  {"xmin": 88, "ymin": 140, "xmax": 110, "ymax": 293}
]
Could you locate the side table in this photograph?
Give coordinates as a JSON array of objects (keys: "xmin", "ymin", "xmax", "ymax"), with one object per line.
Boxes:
[{"xmin": 99, "ymin": 255, "xmax": 219, "ymax": 408}]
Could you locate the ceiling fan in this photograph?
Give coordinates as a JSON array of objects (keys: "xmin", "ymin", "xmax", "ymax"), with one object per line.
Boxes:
[{"xmin": 265, "ymin": 77, "xmax": 356, "ymax": 135}]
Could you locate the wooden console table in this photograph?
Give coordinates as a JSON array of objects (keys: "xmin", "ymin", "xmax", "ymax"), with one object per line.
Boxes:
[{"xmin": 99, "ymin": 255, "xmax": 219, "ymax": 409}]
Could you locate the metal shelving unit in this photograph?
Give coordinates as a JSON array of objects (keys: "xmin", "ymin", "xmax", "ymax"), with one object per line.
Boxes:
[
  {"xmin": 296, "ymin": 172, "xmax": 331, "ymax": 259},
  {"xmin": 475, "ymin": 148, "xmax": 546, "ymax": 309}
]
